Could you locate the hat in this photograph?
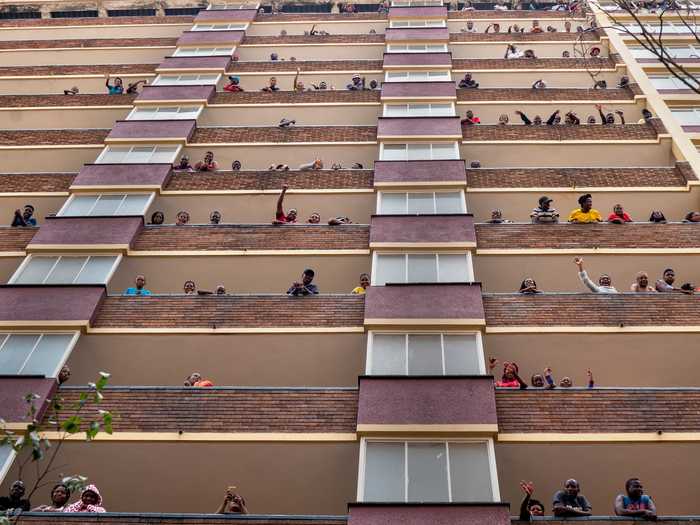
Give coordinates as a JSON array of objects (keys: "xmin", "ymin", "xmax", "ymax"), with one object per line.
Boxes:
[
  {"xmin": 538, "ymin": 196, "xmax": 553, "ymax": 206},
  {"xmin": 228, "ymin": 76, "xmax": 240, "ymax": 83},
  {"xmin": 352, "ymin": 74, "xmax": 361, "ymax": 80}
]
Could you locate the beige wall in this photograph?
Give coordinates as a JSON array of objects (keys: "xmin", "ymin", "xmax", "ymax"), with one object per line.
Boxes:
[
  {"xmin": 450, "ymin": 42, "xmax": 606, "ymax": 59},
  {"xmin": 448, "ymin": 20, "xmax": 585, "ymax": 32},
  {"xmin": 475, "ymin": 254, "xmax": 700, "ymax": 293},
  {"xmin": 2, "ymin": 147, "xmax": 102, "ymax": 172},
  {"xmin": 201, "ymin": 104, "xmax": 381, "ymax": 127},
  {"xmin": 497, "ymin": 443, "xmax": 700, "ymax": 515},
  {"xmin": 0, "ymin": 75, "xmax": 156, "ymax": 96},
  {"xmin": 152, "ymin": 192, "xmax": 375, "ymax": 224},
  {"xmin": 0, "ymin": 196, "xmax": 68, "ymax": 223},
  {"xmin": 0, "ymin": 47, "xmax": 171, "ymax": 67},
  {"xmin": 453, "ymin": 69, "xmax": 625, "ymax": 89},
  {"xmin": 0, "ymin": 256, "xmax": 23, "ymax": 283},
  {"xmin": 233, "ymin": 73, "xmax": 384, "ymax": 92},
  {"xmin": 237, "ymin": 44, "xmax": 384, "ymax": 62},
  {"xmin": 0, "ymin": 24, "xmax": 189, "ymax": 41},
  {"xmin": 485, "ymin": 332, "xmax": 700, "ymax": 387},
  {"xmin": 456, "ymin": 101, "xmax": 643, "ymax": 124},
  {"xmin": 0, "ymin": 107, "xmax": 129, "ymax": 130},
  {"xmin": 111, "ymin": 254, "xmax": 371, "ymax": 294},
  {"xmin": 68, "ymin": 333, "xmax": 365, "ymax": 386},
  {"xmin": 2, "ymin": 442, "xmax": 359, "ymax": 514},
  {"xmin": 247, "ymin": 21, "xmax": 388, "ymax": 36}
]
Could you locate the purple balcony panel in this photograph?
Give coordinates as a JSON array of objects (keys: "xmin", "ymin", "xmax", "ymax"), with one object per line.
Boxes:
[
  {"xmin": 381, "ymin": 82, "xmax": 456, "ymax": 100},
  {"xmin": 385, "ymin": 27, "xmax": 450, "ymax": 42},
  {"xmin": 0, "ymin": 285, "xmax": 105, "ymax": 327},
  {"xmin": 106, "ymin": 120, "xmax": 196, "ymax": 143},
  {"xmin": 72, "ymin": 164, "xmax": 172, "ymax": 191},
  {"xmin": 370, "ymin": 215, "xmax": 475, "ymax": 247},
  {"xmin": 194, "ymin": 8, "xmax": 257, "ymax": 23},
  {"xmin": 357, "ymin": 376, "xmax": 497, "ymax": 430},
  {"xmin": 383, "ymin": 52, "xmax": 452, "ymax": 67},
  {"xmin": 388, "ymin": 6, "xmax": 448, "ymax": 18},
  {"xmin": 0, "ymin": 377, "xmax": 57, "ymax": 423},
  {"xmin": 348, "ymin": 504, "xmax": 510, "ymax": 525},
  {"xmin": 177, "ymin": 30, "xmax": 245, "ymax": 47},
  {"xmin": 136, "ymin": 85, "xmax": 215, "ymax": 105},
  {"xmin": 364, "ymin": 284, "xmax": 485, "ymax": 326},
  {"xmin": 374, "ymin": 160, "xmax": 466, "ymax": 186},
  {"xmin": 377, "ymin": 116, "xmax": 462, "ymax": 139},
  {"xmin": 28, "ymin": 217, "xmax": 143, "ymax": 250},
  {"xmin": 157, "ymin": 56, "xmax": 232, "ymax": 72}
]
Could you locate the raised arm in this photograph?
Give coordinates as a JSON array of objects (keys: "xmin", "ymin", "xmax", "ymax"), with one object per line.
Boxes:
[
  {"xmin": 515, "ymin": 110, "xmax": 532, "ymax": 125},
  {"xmin": 546, "ymin": 109, "xmax": 560, "ymax": 125},
  {"xmin": 595, "ymin": 104, "xmax": 606, "ymax": 125},
  {"xmin": 575, "ymin": 256, "xmax": 601, "ymax": 293},
  {"xmin": 276, "ymin": 185, "xmax": 288, "ymax": 216},
  {"xmin": 616, "ymin": 110, "xmax": 625, "ymax": 125},
  {"xmin": 293, "ymin": 68, "xmax": 301, "ymax": 90}
]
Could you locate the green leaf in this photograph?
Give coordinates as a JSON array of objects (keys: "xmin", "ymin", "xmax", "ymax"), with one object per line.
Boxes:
[
  {"xmin": 85, "ymin": 421, "xmax": 100, "ymax": 441},
  {"xmin": 100, "ymin": 410, "xmax": 113, "ymax": 434},
  {"xmin": 61, "ymin": 416, "xmax": 81, "ymax": 434},
  {"xmin": 95, "ymin": 373, "xmax": 110, "ymax": 390}
]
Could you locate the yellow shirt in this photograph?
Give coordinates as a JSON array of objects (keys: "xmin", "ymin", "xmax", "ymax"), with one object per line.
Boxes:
[
  {"xmin": 568, "ymin": 208, "xmax": 602, "ymax": 223},
  {"xmin": 351, "ymin": 287, "xmax": 366, "ymax": 294}
]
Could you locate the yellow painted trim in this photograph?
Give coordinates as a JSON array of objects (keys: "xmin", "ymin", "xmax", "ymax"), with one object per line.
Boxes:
[
  {"xmin": 485, "ymin": 326, "xmax": 700, "ymax": 334},
  {"xmin": 371, "ymin": 242, "xmax": 475, "ymax": 249},
  {"xmin": 375, "ymin": 181, "xmax": 466, "ymax": 189},
  {"xmin": 357, "ymin": 424, "xmax": 498, "ymax": 435},
  {"xmin": 86, "ymin": 326, "xmax": 364, "ymax": 334},
  {"xmin": 476, "ymin": 248, "xmax": 700, "ymax": 255},
  {"xmin": 0, "ymin": 192, "xmax": 70, "ymax": 197},
  {"xmin": 0, "ymin": 46, "xmax": 173, "ymax": 53},
  {"xmin": 378, "ymin": 134, "xmax": 463, "ymax": 140},
  {"xmin": 26, "ymin": 244, "xmax": 128, "ymax": 253},
  {"xmin": 365, "ymin": 318, "xmax": 486, "ymax": 326},
  {"xmin": 190, "ymin": 141, "xmax": 377, "ymax": 147},
  {"xmin": 467, "ymin": 186, "xmax": 688, "ymax": 193},
  {"xmin": 497, "ymin": 432, "xmax": 700, "ymax": 443},
  {"xmin": 70, "ymin": 185, "xmax": 162, "ymax": 193},
  {"xmin": 133, "ymin": 99, "xmax": 211, "ymax": 106},
  {"xmin": 0, "ymin": 145, "xmax": 103, "ymax": 150},
  {"xmin": 0, "ymin": 252, "xmax": 26, "ymax": 257},
  {"xmin": 160, "ymin": 188, "xmax": 373, "ymax": 195},
  {"xmin": 0, "ymin": 74, "xmax": 156, "ymax": 80},
  {"xmin": 210, "ymin": 102, "xmax": 381, "ymax": 108},
  {"xmin": 0, "ymin": 106, "xmax": 130, "ymax": 111},
  {"xmin": 104, "ymin": 137, "xmax": 187, "ymax": 145},
  {"xmin": 37, "ymin": 431, "xmax": 358, "ymax": 442},
  {"xmin": 127, "ymin": 249, "xmax": 370, "ymax": 256}
]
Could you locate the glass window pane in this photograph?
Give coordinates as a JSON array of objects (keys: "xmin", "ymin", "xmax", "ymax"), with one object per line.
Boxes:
[
  {"xmin": 15, "ymin": 257, "xmax": 59, "ymax": 284},
  {"xmin": 672, "ymin": 110, "xmax": 700, "ymax": 125},
  {"xmin": 407, "ymin": 335, "xmax": 442, "ymax": 374},
  {"xmin": 407, "ymin": 442, "xmax": 448, "ymax": 501},
  {"xmin": 382, "ymin": 144, "xmax": 406, "ymax": 161},
  {"xmin": 449, "ymin": 442, "xmax": 493, "ymax": 501},
  {"xmin": 409, "ymin": 104, "xmax": 431, "ymax": 116},
  {"xmin": 380, "ymin": 193, "xmax": 407, "ymax": 214},
  {"xmin": 384, "ymin": 105, "xmax": 406, "ymax": 117},
  {"xmin": 431, "ymin": 104, "xmax": 454, "ymax": 116},
  {"xmin": 364, "ymin": 442, "xmax": 405, "ymax": 501},
  {"xmin": 407, "ymin": 254, "xmax": 437, "ymax": 282},
  {"xmin": 371, "ymin": 334, "xmax": 406, "ymax": 374},
  {"xmin": 128, "ymin": 146, "xmax": 155, "ymax": 163},
  {"xmin": 443, "ymin": 335, "xmax": 480, "ymax": 374},
  {"xmin": 75, "ymin": 256, "xmax": 118, "ymax": 284},
  {"xmin": 99, "ymin": 147, "xmax": 129, "ymax": 163},
  {"xmin": 431, "ymin": 143, "xmax": 457, "ymax": 160},
  {"xmin": 407, "ymin": 193, "xmax": 435, "ymax": 214},
  {"xmin": 406, "ymin": 144, "xmax": 431, "ymax": 160},
  {"xmin": 118, "ymin": 194, "xmax": 151, "ymax": 215},
  {"xmin": 436, "ymin": 192, "xmax": 463, "ymax": 213},
  {"xmin": 21, "ymin": 334, "xmax": 74, "ymax": 376},
  {"xmin": 375, "ymin": 254, "xmax": 405, "ymax": 285},
  {"xmin": 439, "ymin": 254, "xmax": 469, "ymax": 282},
  {"xmin": 0, "ymin": 334, "xmax": 38, "ymax": 374},
  {"xmin": 47, "ymin": 257, "xmax": 86, "ymax": 284},
  {"xmin": 62, "ymin": 195, "xmax": 98, "ymax": 216},
  {"xmin": 91, "ymin": 194, "xmax": 124, "ymax": 215},
  {"xmin": 151, "ymin": 146, "xmax": 179, "ymax": 163}
]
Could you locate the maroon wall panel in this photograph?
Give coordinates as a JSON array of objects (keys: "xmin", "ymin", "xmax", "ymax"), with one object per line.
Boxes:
[
  {"xmin": 29, "ymin": 217, "xmax": 143, "ymax": 247},
  {"xmin": 0, "ymin": 286, "xmax": 105, "ymax": 324},
  {"xmin": 72, "ymin": 164, "xmax": 172, "ymax": 189},
  {"xmin": 136, "ymin": 85, "xmax": 215, "ymax": 103},
  {"xmin": 107, "ymin": 120, "xmax": 196, "ymax": 142},
  {"xmin": 365, "ymin": 284, "xmax": 484, "ymax": 322},
  {"xmin": 388, "ymin": 6, "xmax": 448, "ymax": 17},
  {"xmin": 377, "ymin": 117, "xmax": 461, "ymax": 137},
  {"xmin": 158, "ymin": 56, "xmax": 232, "ymax": 71},
  {"xmin": 374, "ymin": 160, "xmax": 466, "ymax": 185},
  {"xmin": 357, "ymin": 376, "xmax": 497, "ymax": 426},
  {"xmin": 348, "ymin": 504, "xmax": 510, "ymax": 525},
  {"xmin": 370, "ymin": 215, "xmax": 475, "ymax": 245},
  {"xmin": 385, "ymin": 27, "xmax": 450, "ymax": 42},
  {"xmin": 381, "ymin": 82, "xmax": 456, "ymax": 99},
  {"xmin": 177, "ymin": 30, "xmax": 245, "ymax": 47},
  {"xmin": 194, "ymin": 8, "xmax": 257, "ymax": 22},
  {"xmin": 383, "ymin": 52, "xmax": 452, "ymax": 67},
  {"xmin": 0, "ymin": 377, "xmax": 57, "ymax": 423}
]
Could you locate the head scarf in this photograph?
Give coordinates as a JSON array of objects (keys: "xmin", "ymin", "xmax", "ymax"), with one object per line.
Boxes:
[{"xmin": 63, "ymin": 484, "xmax": 105, "ymax": 513}]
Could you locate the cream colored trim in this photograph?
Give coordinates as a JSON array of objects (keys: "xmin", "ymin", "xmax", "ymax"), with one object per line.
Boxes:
[
  {"xmin": 0, "ymin": 106, "xmax": 130, "ymax": 111},
  {"xmin": 156, "ymin": 68, "xmax": 226, "ymax": 74},
  {"xmin": 383, "ymin": 64, "xmax": 452, "ymax": 71},
  {"xmin": 37, "ymin": 431, "xmax": 358, "ymax": 442},
  {"xmin": 0, "ymin": 192, "xmax": 69, "ymax": 197},
  {"xmin": 0, "ymin": 252, "xmax": 25, "ymax": 257},
  {"xmin": 371, "ymin": 242, "xmax": 476, "ymax": 249},
  {"xmin": 375, "ymin": 181, "xmax": 466, "ymax": 189},
  {"xmin": 70, "ymin": 185, "xmax": 163, "ymax": 193},
  {"xmin": 86, "ymin": 326, "xmax": 364, "ymax": 334},
  {"xmin": 455, "ymin": 100, "xmax": 636, "ymax": 106},
  {"xmin": 498, "ymin": 432, "xmax": 700, "ymax": 443},
  {"xmin": 0, "ymin": 321, "xmax": 89, "ymax": 329},
  {"xmin": 357, "ymin": 424, "xmax": 498, "ymax": 435},
  {"xmin": 452, "ymin": 67, "xmax": 620, "ymax": 73},
  {"xmin": 365, "ymin": 318, "xmax": 486, "ymax": 326},
  {"xmin": 0, "ymin": 145, "xmax": 103, "ymax": 150},
  {"xmin": 26, "ymin": 244, "xmax": 129, "ymax": 253},
  {"xmin": 133, "ymin": 99, "xmax": 211, "ymax": 106},
  {"xmin": 0, "ymin": 23, "xmax": 191, "ymax": 31},
  {"xmin": 379, "ymin": 134, "xmax": 463, "ymax": 140},
  {"xmin": 462, "ymin": 139, "xmax": 660, "ymax": 145},
  {"xmin": 486, "ymin": 325, "xmax": 700, "ymax": 334},
  {"xmin": 0, "ymin": 74, "xmax": 156, "ymax": 80},
  {"xmin": 0, "ymin": 46, "xmax": 173, "ymax": 53},
  {"xmin": 476, "ymin": 248, "xmax": 700, "ymax": 255},
  {"xmin": 210, "ymin": 102, "xmax": 381, "ymax": 108},
  {"xmin": 104, "ymin": 137, "xmax": 186, "ymax": 145},
  {"xmin": 160, "ymin": 188, "xmax": 374, "ymax": 195},
  {"xmin": 467, "ymin": 186, "xmax": 688, "ymax": 193},
  {"xmin": 252, "ymin": 19, "xmax": 383, "ymax": 25},
  {"xmin": 127, "ymin": 249, "xmax": 370, "ymax": 256},
  {"xmin": 381, "ymin": 96, "xmax": 457, "ymax": 102},
  {"xmin": 232, "ymin": 70, "xmax": 383, "ymax": 76},
  {"xmin": 2, "ymin": 423, "xmax": 28, "ymax": 431},
  {"xmin": 452, "ymin": 39, "xmax": 587, "ymax": 45},
  {"xmin": 190, "ymin": 141, "xmax": 376, "ymax": 147},
  {"xmin": 240, "ymin": 42, "xmax": 383, "ymax": 48}
]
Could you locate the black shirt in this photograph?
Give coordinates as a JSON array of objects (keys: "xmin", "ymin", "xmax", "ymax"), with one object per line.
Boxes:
[{"xmin": 0, "ymin": 496, "xmax": 31, "ymax": 512}]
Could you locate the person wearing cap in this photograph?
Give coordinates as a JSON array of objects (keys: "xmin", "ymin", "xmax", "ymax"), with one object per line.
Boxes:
[
  {"xmin": 174, "ymin": 155, "xmax": 192, "ymax": 171},
  {"xmin": 287, "ymin": 268, "xmax": 319, "ymax": 296},
  {"xmin": 346, "ymin": 74, "xmax": 365, "ymax": 90},
  {"xmin": 223, "ymin": 76, "xmax": 244, "ymax": 92},
  {"xmin": 568, "ymin": 194, "xmax": 602, "ymax": 223},
  {"xmin": 531, "ymin": 196, "xmax": 559, "ymax": 223},
  {"xmin": 11, "ymin": 205, "xmax": 37, "ymax": 227}
]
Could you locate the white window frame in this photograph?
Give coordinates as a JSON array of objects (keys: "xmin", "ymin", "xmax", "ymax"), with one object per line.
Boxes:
[
  {"xmin": 0, "ymin": 331, "xmax": 79, "ymax": 377},
  {"xmin": 385, "ymin": 70, "xmax": 451, "ymax": 82},
  {"xmin": 631, "ymin": 44, "xmax": 700, "ymax": 59},
  {"xmin": 9, "ymin": 254, "xmax": 122, "ymax": 285},
  {"xmin": 95, "ymin": 145, "xmax": 182, "ymax": 165},
  {"xmin": 371, "ymin": 251, "xmax": 474, "ymax": 285},
  {"xmin": 387, "ymin": 44, "xmax": 449, "ymax": 53},
  {"xmin": 173, "ymin": 46, "xmax": 234, "ymax": 57},
  {"xmin": 670, "ymin": 107, "xmax": 700, "ymax": 125},
  {"xmin": 127, "ymin": 105, "xmax": 204, "ymax": 121},
  {"xmin": 379, "ymin": 142, "xmax": 460, "ymax": 161},
  {"xmin": 366, "ymin": 331, "xmax": 486, "ymax": 375},
  {"xmin": 376, "ymin": 190, "xmax": 466, "ymax": 214},
  {"xmin": 0, "ymin": 446, "xmax": 17, "ymax": 488},
  {"xmin": 57, "ymin": 193, "xmax": 156, "ymax": 217},
  {"xmin": 357, "ymin": 438, "xmax": 500, "ymax": 502},
  {"xmin": 383, "ymin": 102, "xmax": 455, "ymax": 117},
  {"xmin": 192, "ymin": 22, "xmax": 248, "ymax": 31},
  {"xmin": 648, "ymin": 74, "xmax": 700, "ymax": 90},
  {"xmin": 390, "ymin": 19, "xmax": 446, "ymax": 28},
  {"xmin": 391, "ymin": 0, "xmax": 443, "ymax": 6},
  {"xmin": 152, "ymin": 74, "xmax": 221, "ymax": 86},
  {"xmin": 207, "ymin": 2, "xmax": 259, "ymax": 9}
]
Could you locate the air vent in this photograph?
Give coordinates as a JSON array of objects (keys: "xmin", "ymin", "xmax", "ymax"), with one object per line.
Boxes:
[
  {"xmin": 0, "ymin": 10, "xmax": 40, "ymax": 19},
  {"xmin": 164, "ymin": 7, "xmax": 205, "ymax": 14},
  {"xmin": 107, "ymin": 8, "xmax": 156, "ymax": 16},
  {"xmin": 51, "ymin": 10, "xmax": 99, "ymax": 18}
]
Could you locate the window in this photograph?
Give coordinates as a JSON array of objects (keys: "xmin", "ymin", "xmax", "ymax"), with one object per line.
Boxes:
[
  {"xmin": 387, "ymin": 44, "xmax": 448, "ymax": 53},
  {"xmin": 373, "ymin": 253, "xmax": 473, "ymax": 285},
  {"xmin": 207, "ymin": 2, "xmax": 259, "ymax": 9},
  {"xmin": 391, "ymin": 0, "xmax": 443, "ymax": 6},
  {"xmin": 671, "ymin": 108, "xmax": 700, "ymax": 126},
  {"xmin": 107, "ymin": 8, "xmax": 156, "ymax": 16},
  {"xmin": 96, "ymin": 145, "xmax": 181, "ymax": 164},
  {"xmin": 0, "ymin": 445, "xmax": 16, "ymax": 485},
  {"xmin": 0, "ymin": 332, "xmax": 78, "ymax": 377},
  {"xmin": 165, "ymin": 7, "xmax": 205, "ymax": 15},
  {"xmin": 631, "ymin": 45, "xmax": 700, "ymax": 59},
  {"xmin": 152, "ymin": 74, "xmax": 221, "ymax": 86},
  {"xmin": 649, "ymin": 74, "xmax": 700, "ymax": 90},
  {"xmin": 174, "ymin": 47, "xmax": 234, "ymax": 57},
  {"xmin": 390, "ymin": 19, "xmax": 446, "ymax": 28},
  {"xmin": 361, "ymin": 440, "xmax": 497, "ymax": 502},
  {"xmin": 51, "ymin": 10, "xmax": 98, "ymax": 17},
  {"xmin": 59, "ymin": 194, "xmax": 154, "ymax": 217},
  {"xmin": 385, "ymin": 70, "xmax": 451, "ymax": 82},
  {"xmin": 378, "ymin": 191, "xmax": 465, "ymax": 214},
  {"xmin": 383, "ymin": 103, "xmax": 454, "ymax": 117},
  {"xmin": 11, "ymin": 255, "xmax": 121, "ymax": 285},
  {"xmin": 127, "ymin": 106, "xmax": 203, "ymax": 121},
  {"xmin": 192, "ymin": 23, "xmax": 248, "ymax": 30},
  {"xmin": 367, "ymin": 332, "xmax": 484, "ymax": 375},
  {"xmin": 380, "ymin": 142, "xmax": 459, "ymax": 161}
]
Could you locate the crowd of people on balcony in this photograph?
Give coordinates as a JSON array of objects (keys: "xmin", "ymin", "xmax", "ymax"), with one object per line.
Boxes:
[
  {"xmin": 490, "ymin": 358, "xmax": 593, "ymax": 388},
  {"xmin": 223, "ymin": 73, "xmax": 380, "ymax": 93},
  {"xmin": 0, "ymin": 481, "xmax": 106, "ymax": 514},
  {"xmin": 273, "ymin": 184, "xmax": 354, "ymax": 225},
  {"xmin": 462, "ymin": 105, "xmax": 628, "ymax": 126}
]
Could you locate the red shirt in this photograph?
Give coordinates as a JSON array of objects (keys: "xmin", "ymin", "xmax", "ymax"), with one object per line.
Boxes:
[
  {"xmin": 607, "ymin": 212, "xmax": 632, "ymax": 222},
  {"xmin": 224, "ymin": 84, "xmax": 243, "ymax": 92},
  {"xmin": 194, "ymin": 380, "xmax": 214, "ymax": 387},
  {"xmin": 276, "ymin": 211, "xmax": 296, "ymax": 223}
]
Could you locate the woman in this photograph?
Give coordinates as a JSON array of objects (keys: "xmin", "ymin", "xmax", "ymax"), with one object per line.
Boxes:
[
  {"xmin": 176, "ymin": 211, "xmax": 190, "ymax": 226},
  {"xmin": 33, "ymin": 484, "xmax": 70, "ymax": 512},
  {"xmin": 489, "ymin": 358, "xmax": 527, "ymax": 388},
  {"xmin": 63, "ymin": 485, "xmax": 105, "ymax": 513},
  {"xmin": 519, "ymin": 278, "xmax": 541, "ymax": 294},
  {"xmin": 150, "ymin": 211, "xmax": 165, "ymax": 225},
  {"xmin": 183, "ymin": 280, "xmax": 196, "ymax": 295}
]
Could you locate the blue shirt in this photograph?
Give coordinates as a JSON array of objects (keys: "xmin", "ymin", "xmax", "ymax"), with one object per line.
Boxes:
[
  {"xmin": 107, "ymin": 85, "xmax": 123, "ymax": 95},
  {"xmin": 622, "ymin": 495, "xmax": 653, "ymax": 510},
  {"xmin": 124, "ymin": 287, "xmax": 151, "ymax": 296}
]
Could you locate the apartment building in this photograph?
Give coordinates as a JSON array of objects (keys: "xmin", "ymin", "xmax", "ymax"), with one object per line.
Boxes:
[{"xmin": 0, "ymin": 1, "xmax": 699, "ymax": 524}]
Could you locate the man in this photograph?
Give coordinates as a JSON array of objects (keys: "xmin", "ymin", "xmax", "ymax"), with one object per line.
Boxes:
[
  {"xmin": 531, "ymin": 196, "xmax": 559, "ymax": 223},
  {"xmin": 307, "ymin": 212, "xmax": 321, "ymax": 224},
  {"xmin": 574, "ymin": 256, "xmax": 618, "ymax": 293},
  {"xmin": 223, "ymin": 76, "xmax": 244, "ymax": 92},
  {"xmin": 287, "ymin": 268, "xmax": 319, "ymax": 296},
  {"xmin": 210, "ymin": 210, "xmax": 222, "ymax": 224},
  {"xmin": 562, "ymin": 50, "xmax": 571, "ymax": 57},
  {"xmin": 486, "ymin": 209, "xmax": 513, "ymax": 224},
  {"xmin": 352, "ymin": 273, "xmax": 370, "ymax": 294},
  {"xmin": 461, "ymin": 110, "xmax": 480, "ymax": 125},
  {"xmin": 655, "ymin": 268, "xmax": 692, "ymax": 294},
  {"xmin": 608, "ymin": 204, "xmax": 632, "ymax": 223},
  {"xmin": 232, "ymin": 160, "xmax": 242, "ymax": 171},
  {"xmin": 530, "ymin": 20, "xmax": 543, "ymax": 33},
  {"xmin": 458, "ymin": 73, "xmax": 479, "ymax": 89},
  {"xmin": 274, "ymin": 185, "xmax": 297, "ymax": 224},
  {"xmin": 515, "ymin": 111, "xmax": 542, "ymax": 126},
  {"xmin": 0, "ymin": 480, "xmax": 31, "ymax": 512},
  {"xmin": 184, "ymin": 372, "xmax": 213, "ymax": 387},
  {"xmin": 217, "ymin": 488, "xmax": 248, "ymax": 514},
  {"xmin": 568, "ymin": 194, "xmax": 602, "ymax": 223},
  {"xmin": 631, "ymin": 271, "xmax": 655, "ymax": 292},
  {"xmin": 347, "ymin": 74, "xmax": 365, "ymax": 91},
  {"xmin": 596, "ymin": 104, "xmax": 625, "ymax": 124},
  {"xmin": 552, "ymin": 479, "xmax": 592, "ymax": 517},
  {"xmin": 124, "ymin": 275, "xmax": 151, "ymax": 296},
  {"xmin": 485, "ymin": 23, "xmax": 500, "ymax": 33},
  {"xmin": 11, "ymin": 205, "xmax": 37, "ymax": 227},
  {"xmin": 174, "ymin": 155, "xmax": 192, "ymax": 171},
  {"xmin": 614, "ymin": 478, "xmax": 657, "ymax": 520},
  {"xmin": 519, "ymin": 481, "xmax": 545, "ymax": 521},
  {"xmin": 261, "ymin": 76, "xmax": 280, "ymax": 92},
  {"xmin": 58, "ymin": 365, "xmax": 71, "ymax": 385},
  {"xmin": 195, "ymin": 151, "xmax": 218, "ymax": 172},
  {"xmin": 463, "ymin": 20, "xmax": 478, "ymax": 33}
]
